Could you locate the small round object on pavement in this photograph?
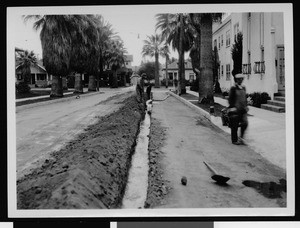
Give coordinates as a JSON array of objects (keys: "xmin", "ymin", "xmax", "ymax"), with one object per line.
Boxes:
[{"xmin": 181, "ymin": 176, "xmax": 187, "ymax": 185}]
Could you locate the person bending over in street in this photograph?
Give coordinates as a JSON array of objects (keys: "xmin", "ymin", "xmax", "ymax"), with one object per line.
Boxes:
[
  {"xmin": 228, "ymin": 73, "xmax": 248, "ymax": 145},
  {"xmin": 136, "ymin": 73, "xmax": 146, "ymax": 104},
  {"xmin": 146, "ymin": 84, "xmax": 152, "ymax": 100}
]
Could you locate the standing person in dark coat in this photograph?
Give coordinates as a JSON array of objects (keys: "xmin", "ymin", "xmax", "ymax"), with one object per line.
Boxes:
[
  {"xmin": 228, "ymin": 73, "xmax": 249, "ymax": 145},
  {"xmin": 136, "ymin": 73, "xmax": 146, "ymax": 103}
]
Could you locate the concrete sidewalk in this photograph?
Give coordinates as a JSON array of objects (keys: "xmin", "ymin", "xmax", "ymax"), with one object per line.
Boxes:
[{"xmin": 164, "ymin": 87, "xmax": 286, "ymax": 169}]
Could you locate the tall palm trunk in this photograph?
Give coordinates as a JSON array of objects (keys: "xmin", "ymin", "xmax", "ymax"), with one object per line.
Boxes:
[
  {"xmin": 112, "ymin": 70, "xmax": 118, "ymax": 88},
  {"xmin": 98, "ymin": 55, "xmax": 104, "ymax": 91},
  {"xmin": 88, "ymin": 75, "xmax": 97, "ymax": 91},
  {"xmin": 154, "ymin": 52, "xmax": 160, "ymax": 88},
  {"xmin": 199, "ymin": 15, "xmax": 214, "ymax": 105},
  {"xmin": 165, "ymin": 55, "xmax": 169, "ymax": 88},
  {"xmin": 62, "ymin": 77, "xmax": 68, "ymax": 90},
  {"xmin": 50, "ymin": 75, "xmax": 63, "ymax": 97},
  {"xmin": 178, "ymin": 14, "xmax": 186, "ymax": 95},
  {"xmin": 74, "ymin": 73, "xmax": 83, "ymax": 94}
]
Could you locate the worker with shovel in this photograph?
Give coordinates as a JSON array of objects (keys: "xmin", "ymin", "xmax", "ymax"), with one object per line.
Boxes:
[
  {"xmin": 136, "ymin": 73, "xmax": 146, "ymax": 104},
  {"xmin": 228, "ymin": 73, "xmax": 249, "ymax": 145}
]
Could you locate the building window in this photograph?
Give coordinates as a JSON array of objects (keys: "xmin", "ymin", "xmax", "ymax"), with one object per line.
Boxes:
[
  {"xmin": 226, "ymin": 64, "xmax": 231, "ymax": 80},
  {"xmin": 214, "ymin": 39, "xmax": 217, "ymax": 48},
  {"xmin": 37, "ymin": 74, "xmax": 46, "ymax": 80},
  {"xmin": 189, "ymin": 73, "xmax": 195, "ymax": 82},
  {"xmin": 221, "ymin": 65, "xmax": 224, "ymax": 76},
  {"xmin": 242, "ymin": 51, "xmax": 252, "ymax": 75},
  {"xmin": 218, "ymin": 66, "xmax": 221, "ymax": 79},
  {"xmin": 234, "ymin": 23, "xmax": 239, "ymax": 42},
  {"xmin": 174, "ymin": 72, "xmax": 178, "ymax": 80},
  {"xmin": 226, "ymin": 30, "xmax": 231, "ymax": 47},
  {"xmin": 168, "ymin": 72, "xmax": 173, "ymax": 80},
  {"xmin": 254, "ymin": 46, "xmax": 265, "ymax": 74},
  {"xmin": 221, "ymin": 34, "xmax": 223, "ymax": 46},
  {"xmin": 218, "ymin": 36, "xmax": 220, "ymax": 49}
]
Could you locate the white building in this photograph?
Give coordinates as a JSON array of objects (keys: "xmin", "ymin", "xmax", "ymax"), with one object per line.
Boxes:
[{"xmin": 213, "ymin": 12, "xmax": 285, "ymax": 99}]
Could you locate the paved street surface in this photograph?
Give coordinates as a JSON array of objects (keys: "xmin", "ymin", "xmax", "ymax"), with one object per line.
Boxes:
[
  {"xmin": 151, "ymin": 89, "xmax": 286, "ymax": 208},
  {"xmin": 16, "ymin": 86, "xmax": 135, "ymax": 179}
]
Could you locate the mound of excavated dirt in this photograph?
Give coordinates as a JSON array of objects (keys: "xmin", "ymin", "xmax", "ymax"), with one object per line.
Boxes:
[
  {"xmin": 144, "ymin": 118, "xmax": 171, "ymax": 208},
  {"xmin": 17, "ymin": 95, "xmax": 145, "ymax": 209}
]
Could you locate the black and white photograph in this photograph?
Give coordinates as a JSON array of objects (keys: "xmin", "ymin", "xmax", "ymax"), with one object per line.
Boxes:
[{"xmin": 7, "ymin": 3, "xmax": 294, "ymax": 217}]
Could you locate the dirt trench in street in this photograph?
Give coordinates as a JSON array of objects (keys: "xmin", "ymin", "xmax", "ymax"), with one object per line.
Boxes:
[
  {"xmin": 17, "ymin": 95, "xmax": 146, "ymax": 209},
  {"xmin": 17, "ymin": 90, "xmax": 287, "ymax": 210}
]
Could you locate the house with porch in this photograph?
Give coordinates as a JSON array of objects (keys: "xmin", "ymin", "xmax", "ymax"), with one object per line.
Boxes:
[
  {"xmin": 213, "ymin": 12, "xmax": 285, "ymax": 112},
  {"xmin": 161, "ymin": 60, "xmax": 196, "ymax": 86},
  {"xmin": 15, "ymin": 47, "xmax": 51, "ymax": 88},
  {"xmin": 15, "ymin": 59, "xmax": 50, "ymax": 88}
]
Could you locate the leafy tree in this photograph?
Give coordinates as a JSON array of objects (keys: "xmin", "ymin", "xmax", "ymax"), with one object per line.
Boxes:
[
  {"xmin": 69, "ymin": 15, "xmax": 100, "ymax": 93},
  {"xmin": 16, "ymin": 49, "xmax": 37, "ymax": 85},
  {"xmin": 137, "ymin": 61, "xmax": 156, "ymax": 83},
  {"xmin": 156, "ymin": 13, "xmax": 194, "ymax": 94},
  {"xmin": 231, "ymin": 32, "xmax": 243, "ymax": 76},
  {"xmin": 168, "ymin": 57, "xmax": 178, "ymax": 64},
  {"xmin": 141, "ymin": 34, "xmax": 166, "ymax": 88},
  {"xmin": 212, "ymin": 46, "xmax": 222, "ymax": 93}
]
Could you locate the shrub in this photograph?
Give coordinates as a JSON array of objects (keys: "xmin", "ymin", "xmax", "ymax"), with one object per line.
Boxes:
[
  {"xmin": 222, "ymin": 91, "xmax": 229, "ymax": 97},
  {"xmin": 214, "ymin": 81, "xmax": 222, "ymax": 94},
  {"xmin": 16, "ymin": 82, "xmax": 31, "ymax": 94},
  {"xmin": 261, "ymin": 92, "xmax": 271, "ymax": 104},
  {"xmin": 160, "ymin": 79, "xmax": 172, "ymax": 87},
  {"xmin": 248, "ymin": 92, "xmax": 271, "ymax": 108}
]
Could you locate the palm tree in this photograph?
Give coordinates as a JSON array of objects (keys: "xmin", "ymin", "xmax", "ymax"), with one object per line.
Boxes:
[
  {"xmin": 156, "ymin": 13, "xmax": 194, "ymax": 94},
  {"xmin": 24, "ymin": 15, "xmax": 77, "ymax": 97},
  {"xmin": 189, "ymin": 13, "xmax": 222, "ymax": 104},
  {"xmin": 16, "ymin": 49, "xmax": 37, "ymax": 85},
  {"xmin": 24, "ymin": 15, "xmax": 101, "ymax": 97},
  {"xmin": 141, "ymin": 34, "xmax": 166, "ymax": 88},
  {"xmin": 69, "ymin": 15, "xmax": 100, "ymax": 93},
  {"xmin": 104, "ymin": 39, "xmax": 127, "ymax": 88},
  {"xmin": 160, "ymin": 43, "xmax": 170, "ymax": 87},
  {"xmin": 95, "ymin": 15, "xmax": 118, "ymax": 91}
]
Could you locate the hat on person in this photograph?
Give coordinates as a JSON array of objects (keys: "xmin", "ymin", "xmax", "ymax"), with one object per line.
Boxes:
[{"xmin": 234, "ymin": 73, "xmax": 245, "ymax": 79}]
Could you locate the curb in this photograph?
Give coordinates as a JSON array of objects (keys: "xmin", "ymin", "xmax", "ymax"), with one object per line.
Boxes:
[
  {"xmin": 167, "ymin": 91, "xmax": 211, "ymax": 121},
  {"xmin": 16, "ymin": 91, "xmax": 100, "ymax": 112}
]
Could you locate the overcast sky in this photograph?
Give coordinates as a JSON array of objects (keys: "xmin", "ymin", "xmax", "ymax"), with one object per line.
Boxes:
[
  {"xmin": 9, "ymin": 4, "xmax": 289, "ymax": 66},
  {"xmin": 12, "ymin": 6, "xmax": 181, "ymax": 66}
]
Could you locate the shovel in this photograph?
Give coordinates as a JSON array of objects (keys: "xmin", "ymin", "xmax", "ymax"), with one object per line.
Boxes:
[{"xmin": 203, "ymin": 161, "xmax": 230, "ymax": 185}]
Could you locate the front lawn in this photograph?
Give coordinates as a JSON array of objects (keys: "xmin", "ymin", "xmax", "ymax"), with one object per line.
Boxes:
[
  {"xmin": 179, "ymin": 93, "xmax": 226, "ymax": 117},
  {"xmin": 16, "ymin": 90, "xmax": 52, "ymax": 99}
]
